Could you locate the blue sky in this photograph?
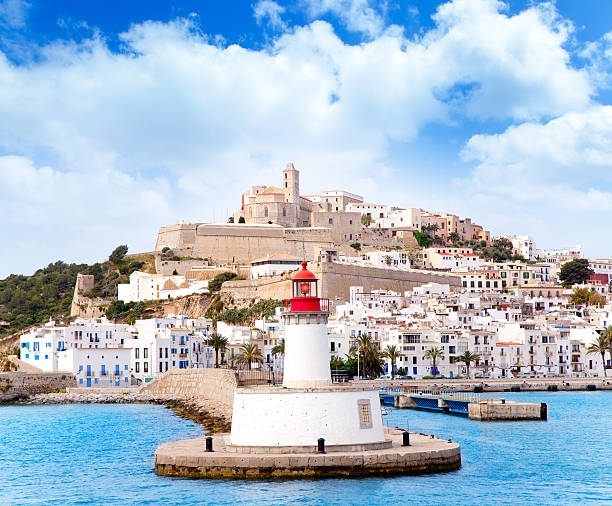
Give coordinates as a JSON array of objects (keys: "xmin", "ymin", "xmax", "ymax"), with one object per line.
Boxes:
[{"xmin": 1, "ymin": 0, "xmax": 612, "ymax": 277}]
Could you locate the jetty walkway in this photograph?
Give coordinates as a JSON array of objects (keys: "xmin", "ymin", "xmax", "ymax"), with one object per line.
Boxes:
[{"xmin": 379, "ymin": 387, "xmax": 547, "ymax": 421}]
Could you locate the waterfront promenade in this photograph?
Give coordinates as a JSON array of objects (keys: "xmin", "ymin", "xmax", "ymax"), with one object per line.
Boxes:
[{"xmin": 355, "ymin": 376, "xmax": 612, "ymax": 392}]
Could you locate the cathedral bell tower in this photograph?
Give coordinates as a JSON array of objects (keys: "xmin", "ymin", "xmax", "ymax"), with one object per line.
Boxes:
[{"xmin": 283, "ymin": 162, "xmax": 299, "ymax": 205}]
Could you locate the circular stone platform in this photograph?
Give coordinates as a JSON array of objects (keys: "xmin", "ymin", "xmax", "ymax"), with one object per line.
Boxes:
[{"xmin": 154, "ymin": 429, "xmax": 461, "ymax": 479}]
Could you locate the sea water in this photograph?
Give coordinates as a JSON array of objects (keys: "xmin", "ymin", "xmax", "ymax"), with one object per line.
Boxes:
[{"xmin": 1, "ymin": 392, "xmax": 611, "ymax": 505}]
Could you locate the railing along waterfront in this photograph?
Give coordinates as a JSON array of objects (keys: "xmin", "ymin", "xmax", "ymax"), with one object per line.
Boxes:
[
  {"xmin": 235, "ymin": 368, "xmax": 283, "ymax": 387},
  {"xmin": 381, "ymin": 387, "xmax": 481, "ymax": 403}
]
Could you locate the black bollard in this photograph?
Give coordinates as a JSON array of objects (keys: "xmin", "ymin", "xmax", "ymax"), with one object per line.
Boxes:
[
  {"xmin": 205, "ymin": 436, "xmax": 213, "ymax": 452},
  {"xmin": 540, "ymin": 403, "xmax": 548, "ymax": 421},
  {"xmin": 402, "ymin": 431, "xmax": 410, "ymax": 446},
  {"xmin": 317, "ymin": 438, "xmax": 326, "ymax": 454}
]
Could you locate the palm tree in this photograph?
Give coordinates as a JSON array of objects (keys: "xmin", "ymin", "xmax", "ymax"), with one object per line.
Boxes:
[
  {"xmin": 235, "ymin": 343, "xmax": 263, "ymax": 370},
  {"xmin": 424, "ymin": 346, "xmax": 445, "ymax": 377},
  {"xmin": 587, "ymin": 333, "xmax": 610, "ymax": 377},
  {"xmin": 271, "ymin": 338, "xmax": 285, "ymax": 357},
  {"xmin": 350, "ymin": 334, "xmax": 380, "ymax": 378},
  {"xmin": 206, "ymin": 332, "xmax": 228, "ymax": 368},
  {"xmin": 603, "ymin": 326, "xmax": 612, "ymax": 373},
  {"xmin": 381, "ymin": 345, "xmax": 403, "ymax": 379},
  {"xmin": 457, "ymin": 350, "xmax": 481, "ymax": 378}
]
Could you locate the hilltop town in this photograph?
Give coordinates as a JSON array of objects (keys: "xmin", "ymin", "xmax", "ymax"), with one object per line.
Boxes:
[{"xmin": 4, "ymin": 162, "xmax": 612, "ymax": 384}]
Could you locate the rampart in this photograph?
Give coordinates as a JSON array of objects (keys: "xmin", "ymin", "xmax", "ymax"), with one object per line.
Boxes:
[
  {"xmin": 315, "ymin": 261, "xmax": 461, "ymax": 302},
  {"xmin": 140, "ymin": 369, "xmax": 238, "ymax": 409},
  {"xmin": 155, "ymin": 222, "xmax": 200, "ymax": 252},
  {"xmin": 0, "ymin": 372, "xmax": 76, "ymax": 402},
  {"xmin": 221, "ymin": 260, "xmax": 461, "ymax": 304}
]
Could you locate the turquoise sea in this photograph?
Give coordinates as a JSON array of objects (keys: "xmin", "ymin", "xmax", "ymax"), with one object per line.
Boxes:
[{"xmin": 1, "ymin": 391, "xmax": 611, "ymax": 505}]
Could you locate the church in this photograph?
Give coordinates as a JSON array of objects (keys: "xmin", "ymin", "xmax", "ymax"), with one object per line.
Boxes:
[{"xmin": 233, "ymin": 163, "xmax": 363, "ymax": 228}]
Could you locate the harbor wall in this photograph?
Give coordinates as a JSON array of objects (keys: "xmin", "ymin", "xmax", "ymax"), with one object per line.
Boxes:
[
  {"xmin": 468, "ymin": 401, "xmax": 543, "ymax": 421},
  {"xmin": 140, "ymin": 369, "xmax": 238, "ymax": 409},
  {"xmin": 0, "ymin": 372, "xmax": 76, "ymax": 402}
]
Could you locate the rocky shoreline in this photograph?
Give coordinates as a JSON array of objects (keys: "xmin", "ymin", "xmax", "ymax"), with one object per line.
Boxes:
[{"xmin": 9, "ymin": 391, "xmax": 232, "ymax": 433}]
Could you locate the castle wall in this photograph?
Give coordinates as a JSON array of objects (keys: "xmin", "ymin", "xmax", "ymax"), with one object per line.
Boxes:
[
  {"xmin": 221, "ymin": 260, "xmax": 461, "ymax": 306},
  {"xmin": 155, "ymin": 222, "xmax": 200, "ymax": 252},
  {"xmin": 313, "ymin": 261, "xmax": 462, "ymax": 303}
]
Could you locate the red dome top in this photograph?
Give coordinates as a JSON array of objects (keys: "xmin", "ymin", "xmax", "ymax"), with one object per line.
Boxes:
[{"xmin": 293, "ymin": 261, "xmax": 317, "ymax": 281}]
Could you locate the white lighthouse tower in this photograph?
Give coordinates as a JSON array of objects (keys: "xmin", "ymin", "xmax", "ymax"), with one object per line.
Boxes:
[{"xmin": 230, "ymin": 262, "xmax": 387, "ymax": 449}]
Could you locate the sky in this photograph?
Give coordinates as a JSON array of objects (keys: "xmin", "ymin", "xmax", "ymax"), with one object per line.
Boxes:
[{"xmin": 1, "ymin": 0, "xmax": 612, "ymax": 278}]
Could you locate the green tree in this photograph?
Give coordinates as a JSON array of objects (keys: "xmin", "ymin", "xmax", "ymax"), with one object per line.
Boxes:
[
  {"xmin": 559, "ymin": 259, "xmax": 593, "ymax": 287},
  {"xmin": 271, "ymin": 338, "xmax": 285, "ymax": 357},
  {"xmin": 206, "ymin": 333, "xmax": 228, "ymax": 368},
  {"xmin": 361, "ymin": 214, "xmax": 372, "ymax": 226},
  {"xmin": 109, "ymin": 245, "xmax": 128, "ymax": 263},
  {"xmin": 413, "ymin": 231, "xmax": 432, "ymax": 248},
  {"xmin": 457, "ymin": 350, "xmax": 481, "ymax": 378},
  {"xmin": 570, "ymin": 287, "xmax": 606, "ymax": 307},
  {"xmin": 209, "ymin": 271, "xmax": 240, "ymax": 292},
  {"xmin": 349, "ymin": 334, "xmax": 383, "ymax": 378},
  {"xmin": 381, "ymin": 345, "xmax": 403, "ymax": 379},
  {"xmin": 424, "ymin": 346, "xmax": 445, "ymax": 377},
  {"xmin": 448, "ymin": 232, "xmax": 460, "ymax": 244},
  {"xmin": 235, "ymin": 343, "xmax": 263, "ymax": 370},
  {"xmin": 350, "ymin": 242, "xmax": 361, "ymax": 251},
  {"xmin": 587, "ymin": 333, "xmax": 610, "ymax": 377}
]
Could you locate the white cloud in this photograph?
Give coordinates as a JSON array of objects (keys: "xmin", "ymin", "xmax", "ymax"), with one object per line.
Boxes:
[
  {"xmin": 0, "ymin": 0, "xmax": 30, "ymax": 29},
  {"xmin": 461, "ymin": 105, "xmax": 612, "ymax": 249},
  {"xmin": 253, "ymin": 0, "xmax": 287, "ymax": 31},
  {"xmin": 303, "ymin": 0, "xmax": 386, "ymax": 38},
  {"xmin": 0, "ymin": 0, "xmax": 605, "ymax": 275}
]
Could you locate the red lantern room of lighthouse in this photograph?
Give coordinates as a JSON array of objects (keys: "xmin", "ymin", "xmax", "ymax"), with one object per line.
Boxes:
[{"xmin": 285, "ymin": 262, "xmax": 329, "ymax": 313}]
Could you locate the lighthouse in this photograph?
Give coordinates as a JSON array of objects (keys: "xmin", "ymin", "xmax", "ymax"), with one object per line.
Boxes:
[
  {"xmin": 282, "ymin": 261, "xmax": 332, "ymax": 388},
  {"xmin": 230, "ymin": 262, "xmax": 386, "ymax": 448}
]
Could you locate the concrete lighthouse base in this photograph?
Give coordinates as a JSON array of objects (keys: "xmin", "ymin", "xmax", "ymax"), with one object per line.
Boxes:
[
  {"xmin": 230, "ymin": 386, "xmax": 386, "ymax": 448},
  {"xmin": 154, "ymin": 429, "xmax": 461, "ymax": 479}
]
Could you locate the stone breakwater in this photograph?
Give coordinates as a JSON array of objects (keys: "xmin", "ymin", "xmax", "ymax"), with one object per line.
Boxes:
[{"xmin": 10, "ymin": 389, "xmax": 232, "ymax": 433}]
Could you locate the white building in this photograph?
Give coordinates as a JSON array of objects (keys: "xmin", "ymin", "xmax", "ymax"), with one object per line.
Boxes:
[
  {"xmin": 58, "ymin": 347, "xmax": 132, "ymax": 388},
  {"xmin": 20, "ymin": 318, "xmax": 132, "ymax": 372},
  {"xmin": 345, "ymin": 202, "xmax": 388, "ymax": 221},
  {"xmin": 117, "ymin": 271, "xmax": 209, "ymax": 303},
  {"xmin": 364, "ymin": 250, "xmax": 409, "ymax": 268},
  {"xmin": 250, "ymin": 254, "xmax": 302, "ymax": 279},
  {"xmin": 374, "ymin": 208, "xmax": 421, "ymax": 230},
  {"xmin": 508, "ymin": 235, "xmax": 536, "ymax": 261}
]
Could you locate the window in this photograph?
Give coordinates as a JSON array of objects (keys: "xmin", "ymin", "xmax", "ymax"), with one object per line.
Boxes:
[
  {"xmin": 135, "ymin": 362, "xmax": 140, "ymax": 373},
  {"xmin": 135, "ymin": 348, "xmax": 140, "ymax": 359},
  {"xmin": 159, "ymin": 348, "xmax": 163, "ymax": 358},
  {"xmin": 264, "ymin": 207, "xmax": 269, "ymax": 217},
  {"xmin": 357, "ymin": 399, "xmax": 373, "ymax": 429},
  {"xmin": 144, "ymin": 348, "xmax": 148, "ymax": 359},
  {"xmin": 144, "ymin": 362, "xmax": 148, "ymax": 373}
]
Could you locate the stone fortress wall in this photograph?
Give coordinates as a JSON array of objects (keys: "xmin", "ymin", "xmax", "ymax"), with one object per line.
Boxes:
[{"xmin": 220, "ymin": 256, "xmax": 461, "ymax": 305}]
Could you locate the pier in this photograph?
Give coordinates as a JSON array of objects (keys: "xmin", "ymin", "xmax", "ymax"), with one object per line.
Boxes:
[{"xmin": 381, "ymin": 387, "xmax": 547, "ymax": 421}]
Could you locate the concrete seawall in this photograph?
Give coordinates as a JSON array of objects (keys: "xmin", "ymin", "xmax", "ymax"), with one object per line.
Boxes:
[
  {"xmin": 140, "ymin": 369, "xmax": 238, "ymax": 413},
  {"xmin": 0, "ymin": 372, "xmax": 76, "ymax": 402}
]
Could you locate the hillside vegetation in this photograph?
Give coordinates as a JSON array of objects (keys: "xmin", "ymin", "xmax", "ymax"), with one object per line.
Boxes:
[{"xmin": 0, "ymin": 246, "xmax": 154, "ymax": 339}]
